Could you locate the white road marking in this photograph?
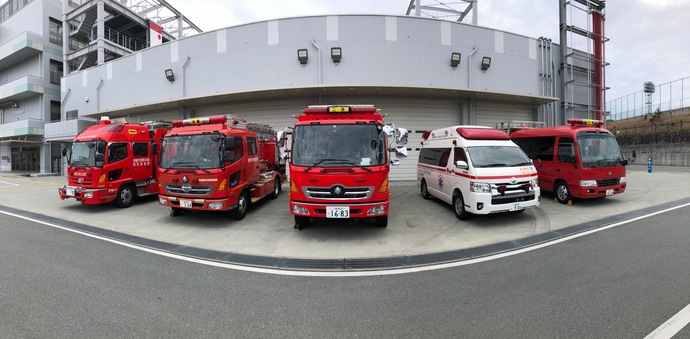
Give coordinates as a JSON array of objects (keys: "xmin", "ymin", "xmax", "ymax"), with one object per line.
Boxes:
[
  {"xmin": 645, "ymin": 303, "xmax": 690, "ymax": 339},
  {"xmin": 0, "ymin": 180, "xmax": 20, "ymax": 187},
  {"xmin": 1, "ymin": 202, "xmax": 689, "ymax": 278}
]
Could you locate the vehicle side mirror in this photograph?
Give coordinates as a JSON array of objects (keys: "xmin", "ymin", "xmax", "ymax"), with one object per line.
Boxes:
[
  {"xmin": 61, "ymin": 148, "xmax": 67, "ymax": 157},
  {"xmin": 396, "ymin": 127, "xmax": 409, "ymax": 145},
  {"xmin": 455, "ymin": 160, "xmax": 469, "ymax": 169},
  {"xmin": 394, "ymin": 145, "xmax": 408, "ymax": 159},
  {"xmin": 151, "ymin": 143, "xmax": 158, "ymax": 156},
  {"xmin": 95, "ymin": 153, "xmax": 104, "ymax": 162},
  {"xmin": 533, "ymin": 159, "xmax": 543, "ymax": 169},
  {"xmin": 382, "ymin": 125, "xmax": 395, "ymax": 137},
  {"xmin": 276, "ymin": 129, "xmax": 288, "ymax": 148},
  {"xmin": 630, "ymin": 150, "xmax": 636, "ymax": 163},
  {"xmin": 96, "ymin": 140, "xmax": 106, "ymax": 154}
]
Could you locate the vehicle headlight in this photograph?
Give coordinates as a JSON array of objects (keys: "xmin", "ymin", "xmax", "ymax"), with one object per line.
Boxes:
[
  {"xmin": 470, "ymin": 182, "xmax": 491, "ymax": 193},
  {"xmin": 159, "ymin": 197, "xmax": 168, "ymax": 205},
  {"xmin": 580, "ymin": 180, "xmax": 598, "ymax": 187},
  {"xmin": 208, "ymin": 202, "xmax": 224, "ymax": 209},
  {"xmin": 619, "ymin": 176, "xmax": 626, "ymax": 183},
  {"xmin": 292, "ymin": 205, "xmax": 309, "ymax": 215},
  {"xmin": 367, "ymin": 205, "xmax": 386, "ymax": 215},
  {"xmin": 531, "ymin": 178, "xmax": 539, "ymax": 188}
]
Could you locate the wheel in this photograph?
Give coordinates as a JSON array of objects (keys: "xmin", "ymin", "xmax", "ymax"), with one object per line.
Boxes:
[
  {"xmin": 230, "ymin": 190, "xmax": 249, "ymax": 220},
  {"xmin": 114, "ymin": 184, "xmax": 135, "ymax": 208},
  {"xmin": 269, "ymin": 179, "xmax": 280, "ymax": 199},
  {"xmin": 375, "ymin": 216, "xmax": 388, "ymax": 227},
  {"xmin": 170, "ymin": 208, "xmax": 181, "ymax": 217},
  {"xmin": 555, "ymin": 181, "xmax": 572, "ymax": 204},
  {"xmin": 294, "ymin": 215, "xmax": 310, "ymax": 230},
  {"xmin": 420, "ymin": 180, "xmax": 430, "ymax": 200},
  {"xmin": 452, "ymin": 192, "xmax": 470, "ymax": 220}
]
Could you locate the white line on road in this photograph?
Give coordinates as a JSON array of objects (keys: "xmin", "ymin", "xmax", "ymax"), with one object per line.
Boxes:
[
  {"xmin": 645, "ymin": 303, "xmax": 690, "ymax": 339},
  {"xmin": 0, "ymin": 180, "xmax": 20, "ymax": 187}
]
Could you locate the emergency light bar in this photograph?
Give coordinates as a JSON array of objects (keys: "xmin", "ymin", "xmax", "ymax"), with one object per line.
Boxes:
[
  {"xmin": 567, "ymin": 118, "xmax": 604, "ymax": 127},
  {"xmin": 172, "ymin": 116, "xmax": 228, "ymax": 127},
  {"xmin": 303, "ymin": 105, "xmax": 378, "ymax": 114}
]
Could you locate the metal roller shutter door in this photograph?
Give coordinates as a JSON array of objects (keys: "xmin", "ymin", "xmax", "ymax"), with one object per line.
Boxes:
[
  {"xmin": 374, "ymin": 99, "xmax": 462, "ymax": 181},
  {"xmin": 475, "ymin": 102, "xmax": 536, "ymax": 128}
]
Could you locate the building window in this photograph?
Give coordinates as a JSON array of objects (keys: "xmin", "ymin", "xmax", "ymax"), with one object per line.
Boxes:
[
  {"xmin": 50, "ymin": 101, "xmax": 61, "ymax": 122},
  {"xmin": 49, "ymin": 17, "xmax": 63, "ymax": 45},
  {"xmin": 66, "ymin": 110, "xmax": 78, "ymax": 120},
  {"xmin": 50, "ymin": 60, "xmax": 63, "ymax": 85}
]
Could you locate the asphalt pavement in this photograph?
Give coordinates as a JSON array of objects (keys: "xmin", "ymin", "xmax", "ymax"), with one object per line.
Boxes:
[{"xmin": 0, "ymin": 164, "xmax": 688, "ymax": 270}]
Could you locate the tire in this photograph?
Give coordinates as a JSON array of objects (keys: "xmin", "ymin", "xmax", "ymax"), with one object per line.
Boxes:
[
  {"xmin": 420, "ymin": 180, "xmax": 430, "ymax": 200},
  {"xmin": 555, "ymin": 181, "xmax": 572, "ymax": 204},
  {"xmin": 170, "ymin": 208, "xmax": 182, "ymax": 217},
  {"xmin": 269, "ymin": 179, "xmax": 280, "ymax": 199},
  {"xmin": 375, "ymin": 216, "xmax": 388, "ymax": 228},
  {"xmin": 230, "ymin": 190, "xmax": 249, "ymax": 220},
  {"xmin": 452, "ymin": 192, "xmax": 470, "ymax": 220},
  {"xmin": 114, "ymin": 184, "xmax": 135, "ymax": 208},
  {"xmin": 294, "ymin": 215, "xmax": 310, "ymax": 230}
]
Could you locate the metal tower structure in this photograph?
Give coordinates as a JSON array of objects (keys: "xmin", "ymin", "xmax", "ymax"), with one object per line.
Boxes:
[
  {"xmin": 406, "ymin": 0, "xmax": 477, "ymax": 24},
  {"xmin": 644, "ymin": 81, "xmax": 655, "ymax": 116},
  {"xmin": 118, "ymin": 0, "xmax": 203, "ymax": 38},
  {"xmin": 559, "ymin": 0, "xmax": 606, "ymax": 125}
]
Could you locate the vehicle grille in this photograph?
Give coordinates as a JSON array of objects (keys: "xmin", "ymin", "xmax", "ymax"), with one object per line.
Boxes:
[
  {"xmin": 492, "ymin": 193, "xmax": 535, "ymax": 205},
  {"xmin": 597, "ymin": 178, "xmax": 620, "ymax": 187},
  {"xmin": 69, "ymin": 178, "xmax": 93, "ymax": 185},
  {"xmin": 303, "ymin": 186, "xmax": 374, "ymax": 200},
  {"xmin": 166, "ymin": 184, "xmax": 213, "ymax": 196},
  {"xmin": 491, "ymin": 181, "xmax": 532, "ymax": 196}
]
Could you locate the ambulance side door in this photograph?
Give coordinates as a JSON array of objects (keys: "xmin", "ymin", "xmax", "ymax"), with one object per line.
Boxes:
[{"xmin": 437, "ymin": 147, "xmax": 453, "ymax": 204}]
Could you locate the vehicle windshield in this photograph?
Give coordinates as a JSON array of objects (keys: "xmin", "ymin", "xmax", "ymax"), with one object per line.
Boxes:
[
  {"xmin": 159, "ymin": 134, "xmax": 222, "ymax": 169},
  {"xmin": 69, "ymin": 141, "xmax": 99, "ymax": 167},
  {"xmin": 466, "ymin": 146, "xmax": 532, "ymax": 168},
  {"xmin": 291, "ymin": 124, "xmax": 386, "ymax": 167},
  {"xmin": 577, "ymin": 132, "xmax": 624, "ymax": 167}
]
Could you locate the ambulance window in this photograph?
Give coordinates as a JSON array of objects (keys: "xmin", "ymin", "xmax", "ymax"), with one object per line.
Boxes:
[
  {"xmin": 247, "ymin": 137, "xmax": 257, "ymax": 155},
  {"xmin": 108, "ymin": 143, "xmax": 128, "ymax": 163},
  {"xmin": 439, "ymin": 150, "xmax": 451, "ymax": 167},
  {"xmin": 133, "ymin": 143, "xmax": 148, "ymax": 157},
  {"xmin": 454, "ymin": 148, "xmax": 468, "ymax": 163},
  {"xmin": 557, "ymin": 138, "xmax": 575, "ymax": 163}
]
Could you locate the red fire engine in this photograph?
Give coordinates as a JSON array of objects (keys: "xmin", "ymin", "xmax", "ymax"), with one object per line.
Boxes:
[
  {"xmin": 507, "ymin": 118, "xmax": 635, "ymax": 204},
  {"xmin": 59, "ymin": 116, "xmax": 172, "ymax": 207},
  {"xmin": 157, "ymin": 115, "xmax": 286, "ymax": 220},
  {"xmin": 282, "ymin": 105, "xmax": 408, "ymax": 230}
]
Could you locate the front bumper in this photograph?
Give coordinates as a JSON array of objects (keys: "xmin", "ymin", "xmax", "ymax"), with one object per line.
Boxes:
[
  {"xmin": 158, "ymin": 192, "xmax": 238, "ymax": 211},
  {"xmin": 289, "ymin": 200, "xmax": 389, "ymax": 219},
  {"xmin": 58, "ymin": 186, "xmax": 113, "ymax": 205}
]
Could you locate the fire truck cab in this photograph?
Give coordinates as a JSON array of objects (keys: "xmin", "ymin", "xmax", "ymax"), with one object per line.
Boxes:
[
  {"xmin": 59, "ymin": 116, "xmax": 171, "ymax": 207},
  {"xmin": 507, "ymin": 119, "xmax": 635, "ymax": 204},
  {"xmin": 284, "ymin": 104, "xmax": 408, "ymax": 230},
  {"xmin": 157, "ymin": 116, "xmax": 286, "ymax": 220}
]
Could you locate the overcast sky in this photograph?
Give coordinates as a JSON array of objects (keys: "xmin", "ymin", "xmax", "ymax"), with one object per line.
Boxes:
[{"xmin": 162, "ymin": 0, "xmax": 690, "ymax": 105}]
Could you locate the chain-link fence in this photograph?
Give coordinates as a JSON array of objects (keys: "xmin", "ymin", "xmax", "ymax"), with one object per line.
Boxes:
[{"xmin": 607, "ymin": 76, "xmax": 690, "ymax": 121}]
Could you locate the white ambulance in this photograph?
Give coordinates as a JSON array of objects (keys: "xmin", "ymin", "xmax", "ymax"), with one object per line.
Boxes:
[{"xmin": 417, "ymin": 125, "xmax": 540, "ymax": 219}]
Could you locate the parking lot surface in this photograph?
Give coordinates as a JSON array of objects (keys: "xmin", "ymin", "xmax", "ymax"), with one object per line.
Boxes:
[{"xmin": 1, "ymin": 165, "xmax": 688, "ymax": 270}]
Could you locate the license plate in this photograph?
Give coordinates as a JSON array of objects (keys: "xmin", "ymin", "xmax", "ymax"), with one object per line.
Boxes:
[
  {"xmin": 326, "ymin": 206, "xmax": 350, "ymax": 218},
  {"xmin": 180, "ymin": 199, "xmax": 192, "ymax": 208},
  {"xmin": 509, "ymin": 203, "xmax": 523, "ymax": 211},
  {"xmin": 605, "ymin": 189, "xmax": 614, "ymax": 196},
  {"xmin": 65, "ymin": 187, "xmax": 75, "ymax": 196}
]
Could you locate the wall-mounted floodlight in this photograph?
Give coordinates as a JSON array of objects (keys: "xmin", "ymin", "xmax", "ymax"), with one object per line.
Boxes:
[
  {"xmin": 480, "ymin": 56, "xmax": 491, "ymax": 71},
  {"xmin": 297, "ymin": 49, "xmax": 308, "ymax": 65},
  {"xmin": 165, "ymin": 69, "xmax": 175, "ymax": 82},
  {"xmin": 331, "ymin": 47, "xmax": 342, "ymax": 63},
  {"xmin": 450, "ymin": 52, "xmax": 461, "ymax": 68}
]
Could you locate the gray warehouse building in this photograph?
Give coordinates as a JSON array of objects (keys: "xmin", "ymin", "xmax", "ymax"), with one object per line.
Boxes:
[{"xmin": 2, "ymin": 0, "xmax": 604, "ymax": 180}]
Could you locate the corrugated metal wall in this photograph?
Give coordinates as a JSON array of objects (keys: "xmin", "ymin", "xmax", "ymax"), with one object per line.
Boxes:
[{"xmin": 475, "ymin": 102, "xmax": 536, "ymax": 127}]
